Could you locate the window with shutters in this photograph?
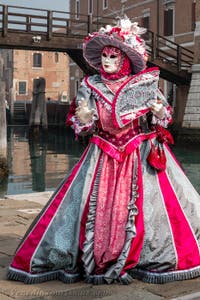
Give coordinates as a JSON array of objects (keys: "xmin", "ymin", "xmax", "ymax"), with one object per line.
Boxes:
[
  {"xmin": 191, "ymin": 1, "xmax": 196, "ymax": 31},
  {"xmin": 164, "ymin": 8, "xmax": 173, "ymax": 36},
  {"xmin": 33, "ymin": 53, "xmax": 42, "ymax": 68},
  {"xmin": 18, "ymin": 81, "xmax": 27, "ymax": 95}
]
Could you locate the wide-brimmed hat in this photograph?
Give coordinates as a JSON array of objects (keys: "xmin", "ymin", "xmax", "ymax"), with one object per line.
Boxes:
[{"xmin": 83, "ymin": 15, "xmax": 147, "ymax": 74}]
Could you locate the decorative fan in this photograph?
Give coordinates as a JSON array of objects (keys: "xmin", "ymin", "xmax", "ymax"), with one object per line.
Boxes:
[{"xmin": 112, "ymin": 68, "xmax": 160, "ymax": 128}]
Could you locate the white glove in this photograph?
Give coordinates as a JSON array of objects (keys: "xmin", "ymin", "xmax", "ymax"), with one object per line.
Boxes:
[
  {"xmin": 75, "ymin": 98, "xmax": 94, "ymax": 124},
  {"xmin": 151, "ymin": 99, "xmax": 165, "ymax": 119}
]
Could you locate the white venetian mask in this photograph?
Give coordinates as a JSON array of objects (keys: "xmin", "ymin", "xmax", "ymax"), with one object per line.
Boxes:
[{"xmin": 101, "ymin": 46, "xmax": 123, "ymax": 74}]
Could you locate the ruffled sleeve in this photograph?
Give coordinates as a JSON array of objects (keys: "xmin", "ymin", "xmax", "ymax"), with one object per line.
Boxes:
[{"xmin": 66, "ymin": 77, "xmax": 99, "ymax": 137}]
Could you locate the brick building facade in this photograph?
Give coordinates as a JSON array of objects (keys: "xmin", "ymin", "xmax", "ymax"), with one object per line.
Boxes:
[{"xmin": 13, "ymin": 50, "xmax": 70, "ymax": 102}]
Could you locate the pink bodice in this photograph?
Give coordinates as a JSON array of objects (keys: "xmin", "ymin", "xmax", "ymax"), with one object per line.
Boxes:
[{"xmin": 97, "ymin": 101, "xmax": 136, "ymax": 137}]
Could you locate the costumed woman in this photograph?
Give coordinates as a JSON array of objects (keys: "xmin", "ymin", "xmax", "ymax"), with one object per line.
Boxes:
[{"xmin": 7, "ymin": 16, "xmax": 200, "ymax": 285}]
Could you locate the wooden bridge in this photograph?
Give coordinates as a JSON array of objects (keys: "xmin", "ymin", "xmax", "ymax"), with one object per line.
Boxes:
[{"xmin": 0, "ymin": 4, "xmax": 194, "ymax": 86}]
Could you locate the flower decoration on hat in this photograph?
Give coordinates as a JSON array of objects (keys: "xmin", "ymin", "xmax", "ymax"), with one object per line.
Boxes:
[{"xmin": 83, "ymin": 15, "xmax": 148, "ymax": 74}]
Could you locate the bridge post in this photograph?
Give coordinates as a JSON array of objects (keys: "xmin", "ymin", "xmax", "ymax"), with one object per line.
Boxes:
[
  {"xmin": 47, "ymin": 10, "xmax": 53, "ymax": 41},
  {"xmin": 177, "ymin": 45, "xmax": 181, "ymax": 72},
  {"xmin": 174, "ymin": 85, "xmax": 189, "ymax": 127},
  {"xmin": 87, "ymin": 14, "xmax": 93, "ymax": 34},
  {"xmin": 66, "ymin": 20, "xmax": 71, "ymax": 35},
  {"xmin": 182, "ymin": 1, "xmax": 200, "ymax": 130},
  {"xmin": 26, "ymin": 16, "xmax": 31, "ymax": 32},
  {"xmin": 151, "ymin": 31, "xmax": 156, "ymax": 61},
  {"xmin": 2, "ymin": 5, "xmax": 8, "ymax": 37}
]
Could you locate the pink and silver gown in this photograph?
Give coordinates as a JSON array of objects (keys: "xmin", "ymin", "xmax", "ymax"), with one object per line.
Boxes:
[{"xmin": 7, "ymin": 69, "xmax": 200, "ymax": 284}]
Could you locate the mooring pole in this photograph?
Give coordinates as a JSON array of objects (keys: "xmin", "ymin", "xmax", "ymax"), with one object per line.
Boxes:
[
  {"xmin": 0, "ymin": 82, "xmax": 7, "ymax": 159},
  {"xmin": 0, "ymin": 56, "xmax": 8, "ymax": 179},
  {"xmin": 29, "ymin": 77, "xmax": 48, "ymax": 135}
]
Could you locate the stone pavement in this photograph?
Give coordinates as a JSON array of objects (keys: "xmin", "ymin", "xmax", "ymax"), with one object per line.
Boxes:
[{"xmin": 1, "ymin": 192, "xmax": 200, "ymax": 300}]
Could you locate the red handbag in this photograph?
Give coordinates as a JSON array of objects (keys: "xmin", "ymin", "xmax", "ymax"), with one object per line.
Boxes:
[
  {"xmin": 147, "ymin": 125, "xmax": 174, "ymax": 171},
  {"xmin": 147, "ymin": 141, "xmax": 166, "ymax": 171}
]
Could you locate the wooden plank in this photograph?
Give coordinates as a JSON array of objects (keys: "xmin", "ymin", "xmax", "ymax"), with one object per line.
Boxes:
[
  {"xmin": 8, "ymin": 12, "xmax": 48, "ymax": 19},
  {"xmin": 8, "ymin": 20, "xmax": 47, "ymax": 27}
]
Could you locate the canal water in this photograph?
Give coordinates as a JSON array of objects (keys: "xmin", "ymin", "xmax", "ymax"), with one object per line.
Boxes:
[
  {"xmin": 0, "ymin": 126, "xmax": 200, "ymax": 197},
  {"xmin": 0, "ymin": 126, "xmax": 86, "ymax": 197}
]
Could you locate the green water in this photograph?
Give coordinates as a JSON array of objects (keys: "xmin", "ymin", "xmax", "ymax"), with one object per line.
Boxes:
[
  {"xmin": 0, "ymin": 126, "xmax": 86, "ymax": 197},
  {"xmin": 0, "ymin": 126, "xmax": 199, "ymax": 197}
]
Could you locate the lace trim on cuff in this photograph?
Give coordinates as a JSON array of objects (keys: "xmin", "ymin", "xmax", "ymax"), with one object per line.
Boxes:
[
  {"xmin": 151, "ymin": 107, "xmax": 172, "ymax": 128},
  {"xmin": 71, "ymin": 116, "xmax": 94, "ymax": 138}
]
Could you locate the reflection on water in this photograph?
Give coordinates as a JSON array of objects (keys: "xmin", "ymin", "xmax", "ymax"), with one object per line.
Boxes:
[
  {"xmin": 170, "ymin": 143, "xmax": 200, "ymax": 193},
  {"xmin": 0, "ymin": 126, "xmax": 86, "ymax": 197},
  {"xmin": 0, "ymin": 126, "xmax": 200, "ymax": 197}
]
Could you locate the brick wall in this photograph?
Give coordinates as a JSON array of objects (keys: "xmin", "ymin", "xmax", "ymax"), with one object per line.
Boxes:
[{"xmin": 13, "ymin": 50, "xmax": 70, "ymax": 102}]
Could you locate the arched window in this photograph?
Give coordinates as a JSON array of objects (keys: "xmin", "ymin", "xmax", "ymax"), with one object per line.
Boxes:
[{"xmin": 33, "ymin": 53, "xmax": 42, "ymax": 67}]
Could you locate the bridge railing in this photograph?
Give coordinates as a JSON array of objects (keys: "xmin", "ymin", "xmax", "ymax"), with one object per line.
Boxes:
[
  {"xmin": 0, "ymin": 4, "xmax": 113, "ymax": 38},
  {"xmin": 0, "ymin": 4, "xmax": 194, "ymax": 74},
  {"xmin": 146, "ymin": 30, "xmax": 194, "ymax": 72}
]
